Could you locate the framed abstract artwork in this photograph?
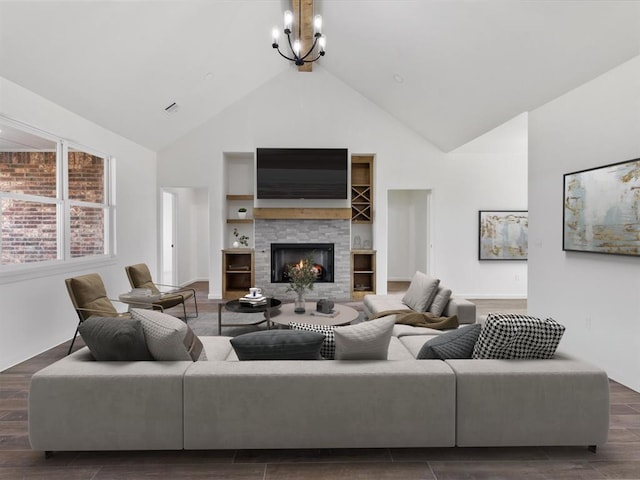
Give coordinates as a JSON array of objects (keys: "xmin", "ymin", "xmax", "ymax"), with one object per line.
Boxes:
[
  {"xmin": 563, "ymin": 158, "xmax": 640, "ymax": 256},
  {"xmin": 478, "ymin": 210, "xmax": 528, "ymax": 260}
]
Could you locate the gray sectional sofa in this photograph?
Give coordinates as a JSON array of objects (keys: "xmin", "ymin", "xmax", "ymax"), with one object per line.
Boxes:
[
  {"xmin": 363, "ymin": 291, "xmax": 477, "ymax": 331},
  {"xmin": 29, "ymin": 330, "xmax": 610, "ymax": 454}
]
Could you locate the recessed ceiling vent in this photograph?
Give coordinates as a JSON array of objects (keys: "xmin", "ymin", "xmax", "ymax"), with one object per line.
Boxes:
[{"xmin": 164, "ymin": 102, "xmax": 179, "ymax": 114}]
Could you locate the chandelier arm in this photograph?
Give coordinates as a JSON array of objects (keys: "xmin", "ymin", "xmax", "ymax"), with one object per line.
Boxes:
[
  {"xmin": 276, "ymin": 48, "xmax": 297, "ymax": 62},
  {"xmin": 303, "ymin": 51, "xmax": 323, "ymax": 63},
  {"xmin": 285, "ymin": 32, "xmax": 301, "ymax": 62},
  {"xmin": 298, "ymin": 36, "xmax": 319, "ymax": 62}
]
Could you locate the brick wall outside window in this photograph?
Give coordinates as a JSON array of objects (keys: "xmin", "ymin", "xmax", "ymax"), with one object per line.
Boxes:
[
  {"xmin": 69, "ymin": 151, "xmax": 104, "ymax": 203},
  {"xmin": 0, "ymin": 151, "xmax": 105, "ymax": 264},
  {"xmin": 0, "ymin": 151, "xmax": 57, "ymax": 197},
  {"xmin": 68, "ymin": 151, "xmax": 105, "ymax": 257}
]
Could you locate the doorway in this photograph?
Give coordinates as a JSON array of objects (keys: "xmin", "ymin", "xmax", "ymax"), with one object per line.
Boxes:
[
  {"xmin": 387, "ymin": 189, "xmax": 431, "ymax": 282},
  {"xmin": 161, "ymin": 190, "xmax": 177, "ymax": 285}
]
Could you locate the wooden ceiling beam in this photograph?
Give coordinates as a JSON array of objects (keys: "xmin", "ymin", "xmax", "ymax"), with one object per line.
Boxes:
[{"xmin": 292, "ymin": 0, "xmax": 314, "ymax": 72}]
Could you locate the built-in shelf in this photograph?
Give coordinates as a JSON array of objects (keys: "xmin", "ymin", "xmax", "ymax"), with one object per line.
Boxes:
[
  {"xmin": 351, "ymin": 250, "xmax": 376, "ymax": 299},
  {"xmin": 351, "ymin": 156, "xmax": 373, "ymax": 224},
  {"xmin": 227, "ymin": 219, "xmax": 254, "ymax": 224},
  {"xmin": 222, "ymin": 249, "xmax": 254, "ymax": 299},
  {"xmin": 254, "ymin": 208, "xmax": 351, "ymax": 220},
  {"xmin": 226, "ymin": 194, "xmax": 254, "ymax": 201}
]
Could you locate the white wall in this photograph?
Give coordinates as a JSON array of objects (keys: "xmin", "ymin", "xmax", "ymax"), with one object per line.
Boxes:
[
  {"xmin": 158, "ymin": 67, "xmax": 527, "ymax": 299},
  {"xmin": 528, "ymin": 55, "xmax": 640, "ymax": 392},
  {"xmin": 387, "ymin": 190, "xmax": 430, "ymax": 281},
  {"xmin": 0, "ymin": 77, "xmax": 157, "ymax": 370}
]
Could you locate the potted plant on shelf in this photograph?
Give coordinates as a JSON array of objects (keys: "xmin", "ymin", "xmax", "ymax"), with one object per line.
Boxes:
[
  {"xmin": 237, "ymin": 207, "xmax": 247, "ymax": 219},
  {"xmin": 286, "ymin": 257, "xmax": 320, "ymax": 314},
  {"xmin": 232, "ymin": 228, "xmax": 249, "ymax": 248}
]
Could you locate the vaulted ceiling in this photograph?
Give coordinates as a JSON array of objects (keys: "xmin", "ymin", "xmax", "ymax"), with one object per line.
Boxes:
[{"xmin": 1, "ymin": 1, "xmax": 638, "ymax": 152}]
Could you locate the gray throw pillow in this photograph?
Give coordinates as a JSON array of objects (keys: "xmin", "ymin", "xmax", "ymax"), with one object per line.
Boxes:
[
  {"xmin": 230, "ymin": 330, "xmax": 324, "ymax": 360},
  {"xmin": 334, "ymin": 316, "xmax": 396, "ymax": 360},
  {"xmin": 428, "ymin": 287, "xmax": 452, "ymax": 317},
  {"xmin": 402, "ymin": 271, "xmax": 440, "ymax": 312},
  {"xmin": 78, "ymin": 316, "xmax": 152, "ymax": 361},
  {"xmin": 418, "ymin": 324, "xmax": 481, "ymax": 360},
  {"xmin": 472, "ymin": 313, "xmax": 565, "ymax": 360},
  {"xmin": 131, "ymin": 309, "xmax": 207, "ymax": 361}
]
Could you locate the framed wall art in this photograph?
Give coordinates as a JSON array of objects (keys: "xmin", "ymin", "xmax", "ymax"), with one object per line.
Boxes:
[
  {"xmin": 563, "ymin": 157, "xmax": 640, "ymax": 257},
  {"xmin": 478, "ymin": 210, "xmax": 528, "ymax": 260}
]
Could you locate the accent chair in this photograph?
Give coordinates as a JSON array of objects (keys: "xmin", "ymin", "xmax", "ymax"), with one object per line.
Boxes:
[
  {"xmin": 124, "ymin": 263, "xmax": 198, "ymax": 321},
  {"xmin": 65, "ymin": 273, "xmax": 131, "ymax": 355}
]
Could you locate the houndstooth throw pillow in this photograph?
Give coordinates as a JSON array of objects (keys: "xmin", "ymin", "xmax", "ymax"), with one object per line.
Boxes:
[
  {"xmin": 289, "ymin": 322, "xmax": 336, "ymax": 359},
  {"xmin": 472, "ymin": 313, "xmax": 565, "ymax": 360}
]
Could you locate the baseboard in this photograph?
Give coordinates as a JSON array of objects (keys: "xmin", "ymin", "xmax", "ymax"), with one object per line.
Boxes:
[{"xmin": 459, "ymin": 293, "xmax": 528, "ymax": 300}]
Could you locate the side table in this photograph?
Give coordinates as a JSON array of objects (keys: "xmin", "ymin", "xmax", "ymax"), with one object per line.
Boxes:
[
  {"xmin": 218, "ymin": 298, "xmax": 282, "ymax": 336},
  {"xmin": 118, "ymin": 292, "xmax": 162, "ymax": 311}
]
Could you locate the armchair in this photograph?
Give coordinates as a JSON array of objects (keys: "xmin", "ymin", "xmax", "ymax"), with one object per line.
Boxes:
[
  {"xmin": 65, "ymin": 273, "xmax": 124, "ymax": 354},
  {"xmin": 124, "ymin": 263, "xmax": 198, "ymax": 321}
]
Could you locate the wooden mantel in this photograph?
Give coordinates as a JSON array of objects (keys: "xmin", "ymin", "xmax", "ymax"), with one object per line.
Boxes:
[{"xmin": 253, "ymin": 208, "xmax": 351, "ymax": 220}]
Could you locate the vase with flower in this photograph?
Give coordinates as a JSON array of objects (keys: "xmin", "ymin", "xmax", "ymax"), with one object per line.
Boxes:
[
  {"xmin": 285, "ymin": 256, "xmax": 319, "ymax": 313},
  {"xmin": 232, "ymin": 228, "xmax": 249, "ymax": 248}
]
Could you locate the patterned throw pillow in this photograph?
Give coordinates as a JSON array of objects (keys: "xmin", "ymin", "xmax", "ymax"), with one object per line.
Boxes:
[
  {"xmin": 418, "ymin": 324, "xmax": 481, "ymax": 360},
  {"xmin": 131, "ymin": 309, "xmax": 207, "ymax": 361},
  {"xmin": 472, "ymin": 313, "xmax": 565, "ymax": 360},
  {"xmin": 289, "ymin": 322, "xmax": 336, "ymax": 359}
]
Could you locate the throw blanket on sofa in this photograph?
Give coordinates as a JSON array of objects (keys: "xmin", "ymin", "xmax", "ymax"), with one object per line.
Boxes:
[{"xmin": 371, "ymin": 310, "xmax": 459, "ymax": 330}]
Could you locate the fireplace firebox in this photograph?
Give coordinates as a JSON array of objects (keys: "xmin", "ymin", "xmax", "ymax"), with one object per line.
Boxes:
[{"xmin": 271, "ymin": 243, "xmax": 334, "ymax": 284}]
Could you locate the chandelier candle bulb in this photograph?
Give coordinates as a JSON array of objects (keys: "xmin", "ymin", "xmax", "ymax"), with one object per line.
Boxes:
[
  {"xmin": 272, "ymin": 27, "xmax": 279, "ymax": 47},
  {"xmin": 293, "ymin": 40, "xmax": 301, "ymax": 56},
  {"xmin": 284, "ymin": 10, "xmax": 293, "ymax": 34},
  {"xmin": 314, "ymin": 15, "xmax": 322, "ymax": 35},
  {"xmin": 319, "ymin": 36, "xmax": 326, "ymax": 53}
]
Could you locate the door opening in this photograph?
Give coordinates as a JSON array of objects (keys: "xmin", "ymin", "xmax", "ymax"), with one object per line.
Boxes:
[{"xmin": 161, "ymin": 190, "xmax": 177, "ymax": 285}]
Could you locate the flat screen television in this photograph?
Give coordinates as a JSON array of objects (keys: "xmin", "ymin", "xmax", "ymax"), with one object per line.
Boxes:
[{"xmin": 256, "ymin": 148, "xmax": 348, "ymax": 199}]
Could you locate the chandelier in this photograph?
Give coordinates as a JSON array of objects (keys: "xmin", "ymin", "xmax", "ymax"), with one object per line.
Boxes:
[{"xmin": 271, "ymin": 2, "xmax": 326, "ymax": 66}]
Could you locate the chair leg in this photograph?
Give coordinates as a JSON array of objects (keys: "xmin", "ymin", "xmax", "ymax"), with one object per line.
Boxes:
[
  {"xmin": 192, "ymin": 291, "xmax": 199, "ymax": 318},
  {"xmin": 67, "ymin": 325, "xmax": 80, "ymax": 355}
]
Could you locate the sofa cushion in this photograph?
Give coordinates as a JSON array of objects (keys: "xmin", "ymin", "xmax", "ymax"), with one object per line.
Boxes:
[
  {"xmin": 200, "ymin": 336, "xmax": 235, "ymax": 361},
  {"xmin": 78, "ymin": 316, "xmax": 153, "ymax": 361},
  {"xmin": 418, "ymin": 324, "xmax": 481, "ymax": 360},
  {"xmin": 131, "ymin": 309, "xmax": 207, "ymax": 361},
  {"xmin": 428, "ymin": 287, "xmax": 452, "ymax": 317},
  {"xmin": 334, "ymin": 316, "xmax": 396, "ymax": 360},
  {"xmin": 289, "ymin": 322, "xmax": 336, "ymax": 359},
  {"xmin": 472, "ymin": 313, "xmax": 565, "ymax": 360},
  {"xmin": 402, "ymin": 271, "xmax": 440, "ymax": 312},
  {"xmin": 230, "ymin": 330, "xmax": 324, "ymax": 360}
]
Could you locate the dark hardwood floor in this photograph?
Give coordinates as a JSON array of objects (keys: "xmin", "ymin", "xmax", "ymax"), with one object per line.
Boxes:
[{"xmin": 1, "ymin": 282, "xmax": 640, "ymax": 479}]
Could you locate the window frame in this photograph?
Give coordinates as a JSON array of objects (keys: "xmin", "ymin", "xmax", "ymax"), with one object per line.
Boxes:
[{"xmin": 0, "ymin": 116, "xmax": 117, "ymax": 283}]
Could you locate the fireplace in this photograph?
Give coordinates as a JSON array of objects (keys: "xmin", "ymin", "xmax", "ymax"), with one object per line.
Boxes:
[{"xmin": 271, "ymin": 243, "xmax": 334, "ymax": 284}]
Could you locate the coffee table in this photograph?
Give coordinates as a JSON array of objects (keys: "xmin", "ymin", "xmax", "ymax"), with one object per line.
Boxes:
[
  {"xmin": 218, "ymin": 298, "xmax": 282, "ymax": 335},
  {"xmin": 270, "ymin": 302, "xmax": 360, "ymax": 328}
]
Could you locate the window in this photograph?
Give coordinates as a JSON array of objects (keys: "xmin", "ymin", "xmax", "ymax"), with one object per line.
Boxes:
[{"xmin": 0, "ymin": 118, "xmax": 114, "ymax": 270}]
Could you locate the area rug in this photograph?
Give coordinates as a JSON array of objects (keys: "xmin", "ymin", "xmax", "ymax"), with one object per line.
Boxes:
[{"xmin": 188, "ymin": 301, "xmax": 365, "ymax": 337}]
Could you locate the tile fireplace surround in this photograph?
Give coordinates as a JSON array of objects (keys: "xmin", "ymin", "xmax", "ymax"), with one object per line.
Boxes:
[{"xmin": 254, "ymin": 219, "xmax": 351, "ymax": 299}]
